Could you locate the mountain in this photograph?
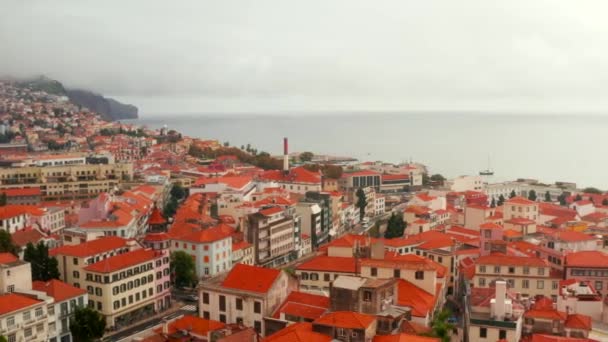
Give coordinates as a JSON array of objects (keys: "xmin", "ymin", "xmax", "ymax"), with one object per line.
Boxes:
[
  {"xmin": 14, "ymin": 76, "xmax": 138, "ymax": 121},
  {"xmin": 66, "ymin": 89, "xmax": 138, "ymax": 121}
]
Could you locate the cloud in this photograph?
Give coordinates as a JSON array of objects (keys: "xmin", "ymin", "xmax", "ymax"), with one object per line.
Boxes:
[{"xmin": 2, "ymin": 0, "xmax": 608, "ymax": 112}]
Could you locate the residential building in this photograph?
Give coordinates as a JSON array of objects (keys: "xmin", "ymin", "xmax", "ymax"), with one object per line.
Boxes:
[
  {"xmin": 265, "ymin": 291, "xmax": 330, "ymax": 336},
  {"xmin": 296, "ymin": 256, "xmax": 358, "ymax": 293},
  {"xmin": 0, "ymin": 162, "xmax": 133, "ymax": 201},
  {"xmin": 296, "ymin": 202, "xmax": 328, "ymax": 249},
  {"xmin": 523, "ymin": 297, "xmax": 592, "ymax": 339},
  {"xmin": 339, "ymin": 170, "xmax": 381, "ymax": 193},
  {"xmin": 170, "ymin": 225, "xmax": 233, "ymax": 278},
  {"xmin": 82, "ymin": 247, "xmax": 171, "ymax": 329},
  {"xmin": 564, "ymin": 251, "xmax": 608, "ymax": 298},
  {"xmin": 259, "ymin": 166, "xmax": 322, "ymax": 195},
  {"xmin": 557, "ymin": 279, "xmax": 603, "ymax": 321},
  {"xmin": 232, "ymin": 240, "xmax": 254, "ymax": 266},
  {"xmin": 0, "ymin": 187, "xmax": 41, "ymax": 205},
  {"xmin": 312, "ymin": 311, "xmax": 377, "ymax": 342},
  {"xmin": 504, "ymin": 196, "xmax": 540, "ymax": 223},
  {"xmin": 0, "ymin": 252, "xmax": 32, "ymax": 294},
  {"xmin": 445, "ymin": 175, "xmax": 483, "ymax": 192},
  {"xmin": 0, "ymin": 293, "xmax": 49, "ymax": 342},
  {"xmin": 245, "ymin": 206, "xmax": 298, "ymax": 267},
  {"xmin": 198, "ymin": 264, "xmax": 297, "ymax": 336}
]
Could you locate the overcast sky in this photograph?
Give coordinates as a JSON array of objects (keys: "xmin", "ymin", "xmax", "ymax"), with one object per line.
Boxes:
[{"xmin": 2, "ymin": 0, "xmax": 608, "ymax": 113}]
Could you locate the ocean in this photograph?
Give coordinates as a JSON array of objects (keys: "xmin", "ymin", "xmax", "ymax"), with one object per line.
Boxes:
[{"xmin": 125, "ymin": 112, "xmax": 608, "ymax": 189}]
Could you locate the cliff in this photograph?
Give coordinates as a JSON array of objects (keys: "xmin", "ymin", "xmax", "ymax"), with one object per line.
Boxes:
[
  {"xmin": 14, "ymin": 76, "xmax": 138, "ymax": 121},
  {"xmin": 66, "ymin": 89, "xmax": 138, "ymax": 121}
]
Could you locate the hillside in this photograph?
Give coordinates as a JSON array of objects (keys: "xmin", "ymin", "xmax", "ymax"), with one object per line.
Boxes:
[{"xmin": 14, "ymin": 76, "xmax": 138, "ymax": 121}]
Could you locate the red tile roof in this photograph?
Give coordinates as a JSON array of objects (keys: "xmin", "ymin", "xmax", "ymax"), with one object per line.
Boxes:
[
  {"xmin": 50, "ymin": 236, "xmax": 128, "ymax": 257},
  {"xmin": 503, "ymin": 229, "xmax": 522, "ymax": 238},
  {"xmin": 147, "ymin": 207, "xmax": 166, "ymax": 225},
  {"xmin": 159, "ymin": 315, "xmax": 225, "ymax": 337},
  {"xmin": 363, "ymin": 254, "xmax": 444, "ymax": 275},
  {"xmin": 447, "ymin": 226, "xmax": 481, "ymax": 236},
  {"xmin": 381, "ymin": 174, "xmax": 409, "ymax": 181},
  {"xmin": 194, "ymin": 175, "xmax": 253, "ymax": 189},
  {"xmin": 32, "ymin": 279, "xmax": 87, "ymax": 303},
  {"xmin": 0, "ymin": 205, "xmax": 44, "ymax": 219},
  {"xmin": 530, "ymin": 335, "xmax": 596, "ymax": 342},
  {"xmin": 259, "ymin": 206, "xmax": 284, "ymax": 216},
  {"xmin": 0, "ymin": 293, "xmax": 42, "ymax": 315},
  {"xmin": 84, "ymin": 249, "xmax": 156, "ymax": 273},
  {"xmin": 476, "ymin": 254, "xmax": 547, "ymax": 267},
  {"xmin": 479, "ymin": 222, "xmax": 503, "ymax": 230},
  {"xmin": 565, "ymin": 314, "xmax": 592, "ymax": 330},
  {"xmin": 506, "ymin": 196, "xmax": 536, "ymax": 205},
  {"xmin": 297, "ymin": 256, "xmax": 357, "ymax": 273},
  {"xmin": 506, "ymin": 217, "xmax": 536, "ymax": 225},
  {"xmin": 175, "ymin": 226, "xmax": 232, "ymax": 244},
  {"xmin": 1, "ymin": 187, "xmax": 41, "ymax": 197},
  {"xmin": 404, "ymin": 205, "xmax": 431, "ymax": 215},
  {"xmin": 566, "ymin": 251, "xmax": 608, "ymax": 268},
  {"xmin": 232, "ymin": 240, "xmax": 252, "ymax": 251},
  {"xmin": 324, "ymin": 234, "xmax": 378, "ymax": 248},
  {"xmin": 313, "ymin": 311, "xmax": 375, "ymax": 329},
  {"xmin": 263, "ymin": 322, "xmax": 331, "ymax": 342},
  {"xmin": 273, "ymin": 291, "xmax": 330, "ymax": 320},
  {"xmin": 261, "ymin": 167, "xmax": 322, "ymax": 184},
  {"xmin": 0, "ymin": 253, "xmax": 18, "ymax": 264},
  {"xmin": 221, "ymin": 263, "xmax": 281, "ymax": 293},
  {"xmin": 396, "ymin": 279, "xmax": 437, "ymax": 317},
  {"xmin": 415, "ymin": 193, "xmax": 436, "ymax": 202},
  {"xmin": 374, "ymin": 334, "xmax": 440, "ymax": 342},
  {"xmin": 143, "ymin": 232, "xmax": 170, "ymax": 242},
  {"xmin": 11, "ymin": 228, "xmax": 45, "ymax": 247},
  {"xmin": 524, "ymin": 297, "xmax": 567, "ymax": 321}
]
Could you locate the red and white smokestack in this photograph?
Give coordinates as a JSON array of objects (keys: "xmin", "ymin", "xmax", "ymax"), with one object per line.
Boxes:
[{"xmin": 283, "ymin": 137, "xmax": 289, "ymax": 173}]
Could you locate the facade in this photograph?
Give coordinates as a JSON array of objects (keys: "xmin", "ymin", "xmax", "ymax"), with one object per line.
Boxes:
[
  {"xmin": 198, "ymin": 264, "xmax": 297, "ymax": 336},
  {"xmin": 339, "ymin": 170, "xmax": 381, "ymax": 193},
  {"xmin": 0, "ymin": 162, "xmax": 133, "ymax": 201},
  {"xmin": 503, "ymin": 196, "xmax": 540, "ymax": 223},
  {"xmin": 0, "ymin": 187, "xmax": 42, "ymax": 205},
  {"xmin": 245, "ymin": 206, "xmax": 298, "ymax": 267},
  {"xmin": 445, "ymin": 175, "xmax": 483, "ymax": 192},
  {"xmin": 0, "ymin": 293, "xmax": 49, "ymax": 342},
  {"xmin": 296, "ymin": 202, "xmax": 327, "ymax": 249},
  {"xmin": 564, "ymin": 251, "xmax": 608, "ymax": 298},
  {"xmin": 312, "ymin": 311, "xmax": 377, "ymax": 342},
  {"xmin": 296, "ymin": 256, "xmax": 358, "ymax": 293},
  {"xmin": 170, "ymin": 226, "xmax": 233, "ymax": 278},
  {"xmin": 82, "ymin": 247, "xmax": 171, "ymax": 328}
]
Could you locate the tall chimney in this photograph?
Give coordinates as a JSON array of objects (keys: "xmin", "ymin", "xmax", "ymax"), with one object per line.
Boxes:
[
  {"xmin": 494, "ymin": 280, "xmax": 507, "ymax": 320},
  {"xmin": 283, "ymin": 137, "xmax": 289, "ymax": 173}
]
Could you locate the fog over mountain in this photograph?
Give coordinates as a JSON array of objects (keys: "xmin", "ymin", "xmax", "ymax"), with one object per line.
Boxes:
[{"xmin": 2, "ymin": 1, "xmax": 608, "ymax": 113}]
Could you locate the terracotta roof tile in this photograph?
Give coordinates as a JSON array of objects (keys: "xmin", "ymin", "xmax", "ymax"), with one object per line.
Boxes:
[
  {"xmin": 374, "ymin": 333, "xmax": 440, "ymax": 342},
  {"xmin": 221, "ymin": 264, "xmax": 281, "ymax": 293},
  {"xmin": 476, "ymin": 253, "xmax": 547, "ymax": 267},
  {"xmin": 0, "ymin": 253, "xmax": 18, "ymax": 264},
  {"xmin": 396, "ymin": 279, "xmax": 437, "ymax": 317},
  {"xmin": 264, "ymin": 322, "xmax": 331, "ymax": 342},
  {"xmin": 84, "ymin": 248, "xmax": 156, "ymax": 273},
  {"xmin": 50, "ymin": 236, "xmax": 128, "ymax": 257},
  {"xmin": 32, "ymin": 279, "xmax": 87, "ymax": 302},
  {"xmin": 297, "ymin": 256, "xmax": 357, "ymax": 273},
  {"xmin": 506, "ymin": 196, "xmax": 536, "ymax": 205},
  {"xmin": 0, "ymin": 293, "xmax": 42, "ymax": 315},
  {"xmin": 566, "ymin": 251, "xmax": 608, "ymax": 268},
  {"xmin": 313, "ymin": 311, "xmax": 375, "ymax": 329}
]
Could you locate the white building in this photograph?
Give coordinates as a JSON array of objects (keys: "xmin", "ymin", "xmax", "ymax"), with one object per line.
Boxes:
[
  {"xmin": 446, "ymin": 175, "xmax": 483, "ymax": 192},
  {"xmin": 170, "ymin": 226, "xmax": 233, "ymax": 278}
]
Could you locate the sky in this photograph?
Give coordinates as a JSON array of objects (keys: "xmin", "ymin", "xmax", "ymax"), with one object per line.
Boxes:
[{"xmin": 2, "ymin": 0, "xmax": 608, "ymax": 114}]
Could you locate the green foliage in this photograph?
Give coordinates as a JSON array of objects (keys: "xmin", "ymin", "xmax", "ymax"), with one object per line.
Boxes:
[
  {"xmin": 509, "ymin": 190, "xmax": 517, "ymax": 198},
  {"xmin": 603, "ymin": 198, "xmax": 608, "ymax": 206},
  {"xmin": 497, "ymin": 194, "xmax": 506, "ymax": 206},
  {"xmin": 0, "ymin": 132, "xmax": 16, "ymax": 144},
  {"xmin": 47, "ymin": 140, "xmax": 66, "ymax": 150},
  {"xmin": 423, "ymin": 173, "xmax": 446, "ymax": 186},
  {"xmin": 0, "ymin": 193, "xmax": 6, "ymax": 207},
  {"xmin": 355, "ymin": 188, "xmax": 368, "ymax": 220},
  {"xmin": 528, "ymin": 190, "xmax": 537, "ymax": 201},
  {"xmin": 188, "ymin": 145, "xmax": 283, "ymax": 170},
  {"xmin": 70, "ymin": 306, "xmax": 106, "ymax": 342},
  {"xmin": 558, "ymin": 193, "xmax": 568, "ymax": 206},
  {"xmin": 490, "ymin": 198, "xmax": 496, "ymax": 208},
  {"xmin": 384, "ymin": 213, "xmax": 406, "ymax": 239},
  {"xmin": 302, "ymin": 163, "xmax": 343, "ymax": 179},
  {"xmin": 0, "ymin": 231, "xmax": 19, "ymax": 256},
  {"xmin": 18, "ymin": 77, "xmax": 67, "ymax": 96},
  {"xmin": 163, "ymin": 197, "xmax": 178, "ymax": 218},
  {"xmin": 583, "ymin": 187, "xmax": 602, "ymax": 194},
  {"xmin": 23, "ymin": 242, "xmax": 60, "ymax": 281},
  {"xmin": 545, "ymin": 191, "xmax": 551, "ymax": 202},
  {"xmin": 0, "ymin": 335, "xmax": 7, "ymax": 342},
  {"xmin": 299, "ymin": 151, "xmax": 314, "ymax": 162},
  {"xmin": 171, "ymin": 251, "xmax": 197, "ymax": 288},
  {"xmin": 425, "ymin": 309, "xmax": 454, "ymax": 342},
  {"xmin": 170, "ymin": 184, "xmax": 186, "ymax": 200},
  {"xmin": 368, "ymin": 222, "xmax": 381, "ymax": 238}
]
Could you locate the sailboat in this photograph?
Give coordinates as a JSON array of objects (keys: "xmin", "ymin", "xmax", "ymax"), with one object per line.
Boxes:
[{"xmin": 479, "ymin": 156, "xmax": 494, "ymax": 176}]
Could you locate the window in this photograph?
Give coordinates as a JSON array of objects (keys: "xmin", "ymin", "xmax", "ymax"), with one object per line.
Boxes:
[
  {"xmin": 552, "ymin": 281, "xmax": 558, "ymax": 290},
  {"xmin": 203, "ymin": 311, "xmax": 210, "ymax": 319},
  {"xmin": 480, "ymin": 327, "xmax": 487, "ymax": 338},
  {"xmin": 73, "ymin": 271, "xmax": 80, "ymax": 278},
  {"xmin": 219, "ymin": 295, "xmax": 226, "ymax": 311},
  {"xmin": 35, "ymin": 307, "xmax": 43, "ymax": 317},
  {"xmin": 324, "ymin": 273, "xmax": 330, "ymax": 282},
  {"xmin": 114, "ymin": 301, "xmax": 120, "ymax": 309},
  {"xmin": 254, "ymin": 301, "xmax": 261, "ymax": 314},
  {"xmin": 97, "ymin": 302, "xmax": 102, "ymax": 311},
  {"xmin": 352, "ymin": 331, "xmax": 358, "ymax": 337},
  {"xmin": 499, "ymin": 330, "xmax": 507, "ymax": 339},
  {"xmin": 236, "ymin": 298, "xmax": 243, "ymax": 310},
  {"xmin": 523, "ymin": 266, "xmax": 530, "ymax": 275},
  {"xmin": 24, "ymin": 328, "xmax": 32, "ymax": 338},
  {"xmin": 479, "ymin": 278, "xmax": 486, "ymax": 286},
  {"xmin": 537, "ymin": 280, "xmax": 544, "ymax": 289},
  {"xmin": 394, "ymin": 269, "xmax": 401, "ymax": 278},
  {"xmin": 596, "ymin": 281, "xmax": 603, "ymax": 291},
  {"xmin": 371, "ymin": 267, "xmax": 377, "ymax": 276},
  {"xmin": 23, "ymin": 311, "xmax": 30, "ymax": 321},
  {"xmin": 415, "ymin": 271, "xmax": 424, "ymax": 280},
  {"xmin": 363, "ymin": 290, "xmax": 372, "ymax": 302},
  {"xmin": 254, "ymin": 321, "xmax": 262, "ymax": 333},
  {"xmin": 95, "ymin": 287, "xmax": 102, "ymax": 296},
  {"xmin": 522, "ymin": 279, "xmax": 529, "ymax": 289},
  {"xmin": 508, "ymin": 267, "xmax": 515, "ymax": 274},
  {"xmin": 538, "ymin": 268, "xmax": 545, "ymax": 276},
  {"xmin": 337, "ymin": 328, "xmax": 347, "ymax": 337},
  {"xmin": 479, "ymin": 265, "xmax": 486, "ymax": 273},
  {"xmin": 301, "ymin": 272, "xmax": 309, "ymax": 280},
  {"xmin": 7, "ymin": 335, "xmax": 15, "ymax": 342},
  {"xmin": 73, "ymin": 258, "xmax": 79, "ymax": 265},
  {"xmin": 236, "ymin": 317, "xmax": 244, "ymax": 325},
  {"xmin": 6, "ymin": 316, "xmax": 14, "ymax": 327},
  {"xmin": 219, "ymin": 314, "xmax": 226, "ymax": 323},
  {"xmin": 494, "ymin": 266, "xmax": 501, "ymax": 273},
  {"xmin": 7, "ymin": 285, "xmax": 14, "ymax": 293},
  {"xmin": 203, "ymin": 292, "xmax": 209, "ymax": 304}
]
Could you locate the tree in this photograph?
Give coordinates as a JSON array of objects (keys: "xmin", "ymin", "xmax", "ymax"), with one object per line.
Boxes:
[
  {"xmin": 368, "ymin": 222, "xmax": 381, "ymax": 238},
  {"xmin": 575, "ymin": 194, "xmax": 583, "ymax": 201},
  {"xmin": 425, "ymin": 309, "xmax": 454, "ymax": 342},
  {"xmin": 0, "ymin": 335, "xmax": 7, "ymax": 342},
  {"xmin": 171, "ymin": 251, "xmax": 197, "ymax": 288},
  {"xmin": 223, "ymin": 141, "xmax": 230, "ymax": 147},
  {"xmin": 384, "ymin": 213, "xmax": 406, "ymax": 239},
  {"xmin": 558, "ymin": 193, "xmax": 568, "ymax": 206},
  {"xmin": 497, "ymin": 194, "xmax": 506, "ymax": 206},
  {"xmin": 355, "ymin": 188, "xmax": 368, "ymax": 221},
  {"xmin": 0, "ymin": 193, "xmax": 6, "ymax": 206},
  {"xmin": 528, "ymin": 190, "xmax": 537, "ymax": 201},
  {"xmin": 70, "ymin": 306, "xmax": 106, "ymax": 342},
  {"xmin": 0, "ymin": 231, "xmax": 19, "ymax": 256},
  {"xmin": 509, "ymin": 190, "xmax": 517, "ymax": 198},
  {"xmin": 23, "ymin": 242, "xmax": 60, "ymax": 281},
  {"xmin": 163, "ymin": 197, "xmax": 178, "ymax": 218},
  {"xmin": 544, "ymin": 191, "xmax": 551, "ymax": 202},
  {"xmin": 490, "ymin": 198, "xmax": 496, "ymax": 208},
  {"xmin": 170, "ymin": 184, "xmax": 186, "ymax": 200},
  {"xmin": 603, "ymin": 198, "xmax": 608, "ymax": 206},
  {"xmin": 583, "ymin": 187, "xmax": 602, "ymax": 194},
  {"xmin": 299, "ymin": 151, "xmax": 314, "ymax": 162}
]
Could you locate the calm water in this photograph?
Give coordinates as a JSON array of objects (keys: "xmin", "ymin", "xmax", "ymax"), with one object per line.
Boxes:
[{"xmin": 126, "ymin": 113, "xmax": 608, "ymax": 189}]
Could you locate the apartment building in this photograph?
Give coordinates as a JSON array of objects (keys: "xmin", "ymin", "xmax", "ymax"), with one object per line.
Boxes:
[
  {"xmin": 82, "ymin": 247, "xmax": 171, "ymax": 329},
  {"xmin": 0, "ymin": 253, "xmax": 32, "ymax": 294},
  {"xmin": 259, "ymin": 167, "xmax": 322, "ymax": 195},
  {"xmin": 245, "ymin": 206, "xmax": 299, "ymax": 267},
  {"xmin": 170, "ymin": 225, "xmax": 233, "ymax": 278},
  {"xmin": 0, "ymin": 162, "xmax": 133, "ymax": 200},
  {"xmin": 312, "ymin": 311, "xmax": 377, "ymax": 342},
  {"xmin": 339, "ymin": 170, "xmax": 381, "ymax": 193},
  {"xmin": 564, "ymin": 251, "xmax": 608, "ymax": 298},
  {"xmin": 50, "ymin": 236, "xmax": 133, "ymax": 288},
  {"xmin": 296, "ymin": 256, "xmax": 358, "ymax": 293},
  {"xmin": 0, "ymin": 187, "xmax": 41, "ymax": 205},
  {"xmin": 296, "ymin": 201, "xmax": 329, "ymax": 250},
  {"xmin": 198, "ymin": 264, "xmax": 297, "ymax": 335},
  {"xmin": 0, "ymin": 204, "xmax": 41, "ymax": 233},
  {"xmin": 32, "ymin": 279, "xmax": 88, "ymax": 342},
  {"xmin": 473, "ymin": 254, "xmax": 560, "ymax": 301},
  {"xmin": 504, "ymin": 196, "xmax": 539, "ymax": 222},
  {"xmin": 0, "ymin": 293, "xmax": 49, "ymax": 342}
]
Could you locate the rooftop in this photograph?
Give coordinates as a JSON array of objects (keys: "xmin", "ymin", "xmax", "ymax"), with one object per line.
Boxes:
[
  {"xmin": 32, "ymin": 279, "xmax": 87, "ymax": 303},
  {"xmin": 84, "ymin": 248, "xmax": 156, "ymax": 273},
  {"xmin": 221, "ymin": 263, "xmax": 281, "ymax": 294},
  {"xmin": 0, "ymin": 293, "xmax": 42, "ymax": 316},
  {"xmin": 50, "ymin": 236, "xmax": 128, "ymax": 257},
  {"xmin": 313, "ymin": 311, "xmax": 375, "ymax": 329}
]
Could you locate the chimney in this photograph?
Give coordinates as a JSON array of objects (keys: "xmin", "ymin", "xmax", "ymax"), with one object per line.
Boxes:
[
  {"xmin": 283, "ymin": 137, "xmax": 289, "ymax": 174},
  {"xmin": 494, "ymin": 280, "xmax": 507, "ymax": 320}
]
